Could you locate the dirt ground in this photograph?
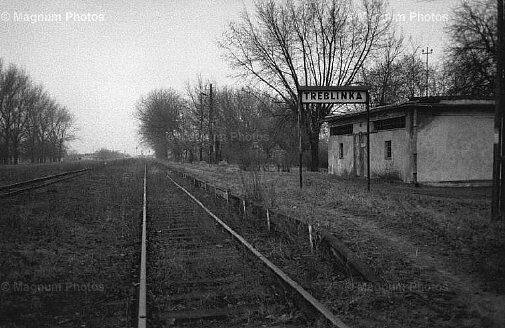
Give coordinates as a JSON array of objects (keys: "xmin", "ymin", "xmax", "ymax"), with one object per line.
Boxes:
[
  {"xmin": 161, "ymin": 160, "xmax": 505, "ymax": 328},
  {"xmin": 0, "ymin": 159, "xmax": 143, "ymax": 327}
]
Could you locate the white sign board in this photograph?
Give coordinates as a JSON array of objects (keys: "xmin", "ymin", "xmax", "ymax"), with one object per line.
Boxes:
[{"xmin": 300, "ymin": 89, "xmax": 367, "ymax": 104}]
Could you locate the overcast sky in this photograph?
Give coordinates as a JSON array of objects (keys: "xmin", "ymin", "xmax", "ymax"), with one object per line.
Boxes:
[{"xmin": 0, "ymin": 0, "xmax": 458, "ymax": 155}]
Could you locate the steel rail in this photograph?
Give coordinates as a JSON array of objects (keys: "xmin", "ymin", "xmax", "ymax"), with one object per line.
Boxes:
[
  {"xmin": 0, "ymin": 170, "xmax": 90, "ymax": 198},
  {"xmin": 165, "ymin": 173, "xmax": 350, "ymax": 328},
  {"xmin": 138, "ymin": 163, "xmax": 147, "ymax": 328},
  {"xmin": 0, "ymin": 168, "xmax": 90, "ymax": 191},
  {"xmin": 167, "ymin": 165, "xmax": 382, "ymax": 284}
]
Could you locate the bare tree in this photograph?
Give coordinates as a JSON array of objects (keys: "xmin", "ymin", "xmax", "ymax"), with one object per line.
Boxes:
[
  {"xmin": 35, "ymin": 97, "xmax": 57, "ymax": 162},
  {"xmin": 212, "ymin": 87, "xmax": 272, "ymax": 166},
  {"xmin": 444, "ymin": 0, "xmax": 497, "ymax": 96},
  {"xmin": 220, "ymin": 0, "xmax": 391, "ymax": 170},
  {"xmin": 0, "ymin": 64, "xmax": 28, "ymax": 163},
  {"xmin": 185, "ymin": 75, "xmax": 210, "ymax": 161},
  {"xmin": 135, "ymin": 89, "xmax": 185, "ymax": 159},
  {"xmin": 363, "ymin": 41, "xmax": 429, "ymax": 105},
  {"xmin": 24, "ymin": 85, "xmax": 46, "ymax": 163},
  {"xmin": 48, "ymin": 106, "xmax": 76, "ymax": 162},
  {"xmin": 363, "ymin": 30, "xmax": 405, "ymax": 105},
  {"xmin": 399, "ymin": 47, "xmax": 426, "ymax": 99},
  {"xmin": 0, "ymin": 60, "xmax": 76, "ymax": 164},
  {"xmin": 8, "ymin": 70, "xmax": 31, "ymax": 163}
]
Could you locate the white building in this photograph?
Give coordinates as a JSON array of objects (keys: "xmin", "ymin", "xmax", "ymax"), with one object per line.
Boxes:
[{"xmin": 325, "ymin": 97, "xmax": 495, "ymax": 186}]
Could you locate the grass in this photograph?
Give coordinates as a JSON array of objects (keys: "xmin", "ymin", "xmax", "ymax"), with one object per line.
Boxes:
[
  {"xmin": 239, "ymin": 170, "xmax": 279, "ymax": 208},
  {"xmin": 160, "ymin": 159, "xmax": 505, "ymax": 328},
  {"xmin": 0, "ymin": 159, "xmax": 143, "ymax": 327}
]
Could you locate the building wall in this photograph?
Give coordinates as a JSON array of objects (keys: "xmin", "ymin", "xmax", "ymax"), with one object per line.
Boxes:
[
  {"xmin": 328, "ymin": 134, "xmax": 354, "ymax": 175},
  {"xmin": 417, "ymin": 113, "xmax": 494, "ymax": 183},
  {"xmin": 328, "ymin": 122, "xmax": 410, "ymax": 181},
  {"xmin": 369, "ymin": 129, "xmax": 410, "ymax": 181}
]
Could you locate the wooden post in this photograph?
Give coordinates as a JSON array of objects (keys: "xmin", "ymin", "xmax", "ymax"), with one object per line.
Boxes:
[
  {"xmin": 308, "ymin": 224, "xmax": 314, "ymax": 252},
  {"xmin": 298, "ymin": 92, "xmax": 303, "ymax": 188},
  {"xmin": 266, "ymin": 208, "xmax": 271, "ymax": 232}
]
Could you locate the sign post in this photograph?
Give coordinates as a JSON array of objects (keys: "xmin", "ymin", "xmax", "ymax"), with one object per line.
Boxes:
[
  {"xmin": 298, "ymin": 92, "xmax": 303, "ymax": 188},
  {"xmin": 366, "ymin": 98, "xmax": 370, "ymax": 192},
  {"xmin": 298, "ymin": 86, "xmax": 370, "ymax": 190}
]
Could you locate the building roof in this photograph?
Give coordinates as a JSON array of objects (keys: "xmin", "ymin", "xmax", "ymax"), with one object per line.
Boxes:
[{"xmin": 324, "ymin": 96, "xmax": 495, "ymax": 124}]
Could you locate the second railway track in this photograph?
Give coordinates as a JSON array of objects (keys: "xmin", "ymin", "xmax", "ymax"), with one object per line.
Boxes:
[
  {"xmin": 0, "ymin": 168, "xmax": 91, "ymax": 198},
  {"xmin": 139, "ymin": 163, "xmax": 348, "ymax": 327}
]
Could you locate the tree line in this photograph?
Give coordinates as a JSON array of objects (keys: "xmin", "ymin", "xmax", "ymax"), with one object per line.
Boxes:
[
  {"xmin": 135, "ymin": 84, "xmax": 299, "ymax": 169},
  {"xmin": 137, "ymin": 0, "xmax": 498, "ymax": 171},
  {"xmin": 0, "ymin": 60, "xmax": 76, "ymax": 164}
]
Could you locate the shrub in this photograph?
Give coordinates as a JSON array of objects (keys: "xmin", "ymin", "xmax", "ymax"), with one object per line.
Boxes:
[{"xmin": 239, "ymin": 170, "xmax": 277, "ymax": 207}]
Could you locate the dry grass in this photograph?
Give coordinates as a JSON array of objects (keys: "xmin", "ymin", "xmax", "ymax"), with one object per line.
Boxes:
[
  {"xmin": 239, "ymin": 170, "xmax": 279, "ymax": 208},
  {"xmin": 161, "ymin": 159, "xmax": 505, "ymax": 327}
]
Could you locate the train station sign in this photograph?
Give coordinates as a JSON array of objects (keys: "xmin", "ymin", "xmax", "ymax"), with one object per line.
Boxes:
[
  {"xmin": 299, "ymin": 86, "xmax": 368, "ymax": 104},
  {"xmin": 297, "ymin": 85, "xmax": 371, "ymax": 192}
]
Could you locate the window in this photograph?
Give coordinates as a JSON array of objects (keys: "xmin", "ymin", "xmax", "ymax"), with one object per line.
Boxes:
[
  {"xmin": 385, "ymin": 140, "xmax": 392, "ymax": 160},
  {"xmin": 374, "ymin": 116, "xmax": 405, "ymax": 131},
  {"xmin": 330, "ymin": 124, "xmax": 353, "ymax": 136},
  {"xmin": 339, "ymin": 143, "xmax": 344, "ymax": 159}
]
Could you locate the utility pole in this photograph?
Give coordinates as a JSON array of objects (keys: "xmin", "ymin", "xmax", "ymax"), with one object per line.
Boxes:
[
  {"xmin": 366, "ymin": 92, "xmax": 371, "ymax": 192},
  {"xmin": 208, "ymin": 83, "xmax": 214, "ymax": 164},
  {"xmin": 492, "ymin": 0, "xmax": 504, "ymax": 220},
  {"xmin": 297, "ymin": 94, "xmax": 303, "ymax": 188},
  {"xmin": 199, "ymin": 92, "xmax": 205, "ymax": 161},
  {"xmin": 422, "ymin": 47, "xmax": 433, "ymax": 97}
]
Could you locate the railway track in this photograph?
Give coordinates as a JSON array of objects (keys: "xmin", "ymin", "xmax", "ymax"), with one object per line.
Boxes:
[
  {"xmin": 0, "ymin": 168, "xmax": 91, "ymax": 198},
  {"xmin": 138, "ymin": 164, "xmax": 349, "ymax": 327}
]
